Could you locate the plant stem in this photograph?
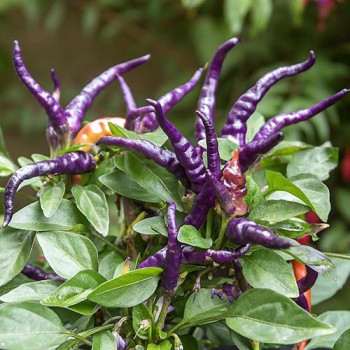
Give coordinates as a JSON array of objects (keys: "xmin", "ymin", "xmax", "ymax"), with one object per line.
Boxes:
[
  {"xmin": 214, "ymin": 216, "xmax": 230, "ymax": 250},
  {"xmin": 324, "ymin": 252, "xmax": 350, "ymax": 260},
  {"xmin": 79, "ymin": 324, "xmax": 114, "ymax": 338},
  {"xmin": 206, "ymin": 208, "xmax": 213, "ymax": 239},
  {"xmin": 65, "ymin": 331, "xmax": 93, "ymax": 346},
  {"xmin": 156, "ymin": 294, "xmax": 171, "ymax": 331},
  {"xmin": 251, "ymin": 340, "xmax": 260, "ymax": 350},
  {"xmin": 90, "ymin": 230, "xmax": 127, "ymax": 257}
]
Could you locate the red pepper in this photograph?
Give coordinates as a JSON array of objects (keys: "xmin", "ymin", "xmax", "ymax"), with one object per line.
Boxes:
[{"xmin": 341, "ymin": 146, "xmax": 350, "ymax": 183}]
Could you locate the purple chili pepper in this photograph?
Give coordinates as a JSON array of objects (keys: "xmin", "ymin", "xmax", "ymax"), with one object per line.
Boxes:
[
  {"xmin": 139, "ymin": 247, "xmax": 168, "ymax": 269},
  {"xmin": 227, "ymin": 217, "xmax": 291, "ymax": 249},
  {"xmin": 221, "ymin": 51, "xmax": 316, "ymax": 146},
  {"xmin": 238, "ymin": 132, "xmax": 284, "ymax": 172},
  {"xmin": 295, "ymin": 293, "xmax": 310, "ymax": 312},
  {"xmin": 97, "ymin": 136, "xmax": 190, "ymax": 188},
  {"xmin": 3, "ymin": 151, "xmax": 96, "ymax": 227},
  {"xmin": 253, "ymin": 89, "xmax": 350, "ymax": 141},
  {"xmin": 65, "ymin": 54, "xmax": 151, "ymax": 133},
  {"xmin": 196, "ymin": 37, "xmax": 240, "ymax": 141},
  {"xmin": 22, "ymin": 264, "xmax": 66, "ymax": 281},
  {"xmin": 196, "ymin": 110, "xmax": 221, "ymax": 178},
  {"xmin": 50, "ymin": 69, "xmax": 61, "ymax": 102},
  {"xmin": 161, "ymin": 201, "xmax": 182, "ymax": 296},
  {"xmin": 13, "ymin": 41, "xmax": 67, "ymax": 131},
  {"xmin": 297, "ymin": 265, "xmax": 318, "ymax": 294},
  {"xmin": 148, "ymin": 100, "xmax": 206, "ymax": 192},
  {"xmin": 116, "ymin": 73, "xmax": 137, "ymax": 114}
]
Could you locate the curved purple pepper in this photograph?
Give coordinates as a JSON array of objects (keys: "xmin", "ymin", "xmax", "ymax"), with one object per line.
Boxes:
[
  {"xmin": 221, "ymin": 51, "xmax": 316, "ymax": 146},
  {"xmin": 212, "ymin": 283, "xmax": 242, "ymax": 303},
  {"xmin": 65, "ymin": 54, "xmax": 151, "ymax": 133},
  {"xmin": 116, "ymin": 74, "xmax": 137, "ymax": 113},
  {"xmin": 297, "ymin": 265, "xmax": 318, "ymax": 294},
  {"xmin": 13, "ymin": 41, "xmax": 67, "ymax": 131},
  {"xmin": 148, "ymin": 100, "xmax": 206, "ymax": 192},
  {"xmin": 50, "ymin": 69, "xmax": 61, "ymax": 102},
  {"xmin": 139, "ymin": 247, "xmax": 167, "ymax": 269},
  {"xmin": 253, "ymin": 89, "xmax": 350, "ymax": 142},
  {"xmin": 227, "ymin": 217, "xmax": 291, "ymax": 249},
  {"xmin": 22, "ymin": 264, "xmax": 66, "ymax": 281},
  {"xmin": 3, "ymin": 151, "xmax": 96, "ymax": 227},
  {"xmin": 196, "ymin": 110, "xmax": 221, "ymax": 178},
  {"xmin": 196, "ymin": 37, "xmax": 240, "ymax": 141},
  {"xmin": 238, "ymin": 132, "xmax": 284, "ymax": 172},
  {"xmin": 97, "ymin": 136, "xmax": 190, "ymax": 188},
  {"xmin": 161, "ymin": 202, "xmax": 182, "ymax": 296}
]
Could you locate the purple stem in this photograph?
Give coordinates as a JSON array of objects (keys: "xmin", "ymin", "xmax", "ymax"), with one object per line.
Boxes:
[
  {"xmin": 148, "ymin": 100, "xmax": 206, "ymax": 192},
  {"xmin": 50, "ymin": 69, "xmax": 61, "ymax": 102},
  {"xmin": 253, "ymin": 89, "xmax": 350, "ymax": 141},
  {"xmin": 161, "ymin": 202, "xmax": 182, "ymax": 295},
  {"xmin": 97, "ymin": 136, "xmax": 190, "ymax": 188},
  {"xmin": 227, "ymin": 217, "xmax": 291, "ymax": 249},
  {"xmin": 238, "ymin": 132, "xmax": 284, "ymax": 172},
  {"xmin": 22, "ymin": 264, "xmax": 66, "ymax": 281},
  {"xmin": 64, "ymin": 54, "xmax": 151, "ymax": 133},
  {"xmin": 3, "ymin": 151, "xmax": 96, "ymax": 227},
  {"xmin": 196, "ymin": 37, "xmax": 240, "ymax": 141},
  {"xmin": 221, "ymin": 51, "xmax": 316, "ymax": 146}
]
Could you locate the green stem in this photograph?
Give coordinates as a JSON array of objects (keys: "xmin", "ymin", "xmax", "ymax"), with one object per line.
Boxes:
[
  {"xmin": 214, "ymin": 216, "xmax": 230, "ymax": 250},
  {"xmin": 206, "ymin": 208, "xmax": 213, "ymax": 239},
  {"xmin": 90, "ymin": 230, "xmax": 127, "ymax": 257},
  {"xmin": 65, "ymin": 331, "xmax": 93, "ymax": 346},
  {"xmin": 251, "ymin": 340, "xmax": 260, "ymax": 350},
  {"xmin": 79, "ymin": 324, "xmax": 114, "ymax": 338},
  {"xmin": 156, "ymin": 294, "xmax": 172, "ymax": 332},
  {"xmin": 324, "ymin": 252, "xmax": 350, "ymax": 260}
]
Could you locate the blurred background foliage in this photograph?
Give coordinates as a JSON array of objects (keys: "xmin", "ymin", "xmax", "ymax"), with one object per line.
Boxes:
[{"xmin": 0, "ymin": 0, "xmax": 349, "ymax": 313}]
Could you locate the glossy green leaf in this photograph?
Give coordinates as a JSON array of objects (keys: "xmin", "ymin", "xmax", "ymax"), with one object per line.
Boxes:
[
  {"xmin": 88, "ymin": 268, "xmax": 162, "ymax": 308},
  {"xmin": 244, "ymin": 176, "xmax": 264, "ymax": 210},
  {"xmin": 37, "ymin": 231, "xmax": 98, "ymax": 279},
  {"xmin": 124, "ymin": 152, "xmax": 184, "ymax": 210},
  {"xmin": 10, "ymin": 199, "xmax": 87, "ymax": 231},
  {"xmin": 199, "ymin": 138, "xmax": 239, "ymax": 161},
  {"xmin": 249, "ymin": 199, "xmax": 309, "ymax": 222},
  {"xmin": 178, "ymin": 225, "xmax": 212, "ymax": 249},
  {"xmin": 40, "ymin": 181, "xmax": 65, "ymax": 218},
  {"xmin": 0, "ymin": 227, "xmax": 35, "ymax": 286},
  {"xmin": 226, "ymin": 289, "xmax": 335, "ymax": 344},
  {"xmin": 0, "ymin": 280, "xmax": 61, "ymax": 303},
  {"xmin": 287, "ymin": 146, "xmax": 338, "ymax": 181},
  {"xmin": 67, "ymin": 300, "xmax": 99, "ymax": 315},
  {"xmin": 0, "ymin": 154, "xmax": 17, "ymax": 176},
  {"xmin": 42, "ymin": 270, "xmax": 106, "ymax": 308},
  {"xmin": 100, "ymin": 170, "xmax": 161, "ymax": 203},
  {"xmin": 0, "ymin": 275, "xmax": 32, "ymax": 297},
  {"xmin": 98, "ymin": 252, "xmax": 125, "ymax": 280},
  {"xmin": 178, "ymin": 289, "xmax": 230, "ymax": 329},
  {"xmin": 264, "ymin": 141, "xmax": 311, "ymax": 158},
  {"xmin": 72, "ymin": 185, "xmax": 109, "ymax": 237},
  {"xmin": 246, "ymin": 111, "xmax": 266, "ymax": 143},
  {"xmin": 266, "ymin": 218, "xmax": 312, "ymax": 238},
  {"xmin": 312, "ymin": 258, "xmax": 350, "ymax": 305},
  {"xmin": 305, "ymin": 311, "xmax": 350, "ymax": 349},
  {"xmin": 133, "ymin": 216, "xmax": 168, "ymax": 236},
  {"xmin": 242, "ymin": 249, "xmax": 299, "ymax": 297},
  {"xmin": 334, "ymin": 328, "xmax": 350, "ymax": 350},
  {"xmin": 92, "ymin": 331, "xmax": 117, "ymax": 350},
  {"xmin": 0, "ymin": 302, "xmax": 69, "ymax": 350},
  {"xmin": 285, "ymin": 244, "xmax": 335, "ymax": 277}
]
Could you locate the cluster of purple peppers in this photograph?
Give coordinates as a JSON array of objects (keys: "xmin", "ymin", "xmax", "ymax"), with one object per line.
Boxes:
[{"xmin": 3, "ymin": 38, "xmax": 348, "ymax": 302}]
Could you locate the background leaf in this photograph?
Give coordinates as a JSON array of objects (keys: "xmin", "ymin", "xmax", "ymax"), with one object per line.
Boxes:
[{"xmin": 92, "ymin": 331, "xmax": 117, "ymax": 350}]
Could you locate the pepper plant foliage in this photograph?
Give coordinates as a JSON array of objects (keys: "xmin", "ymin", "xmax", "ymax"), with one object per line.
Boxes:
[{"xmin": 0, "ymin": 38, "xmax": 349, "ymax": 350}]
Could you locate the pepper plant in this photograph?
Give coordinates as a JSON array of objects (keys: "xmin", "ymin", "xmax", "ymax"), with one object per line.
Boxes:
[{"xmin": 0, "ymin": 38, "xmax": 349, "ymax": 350}]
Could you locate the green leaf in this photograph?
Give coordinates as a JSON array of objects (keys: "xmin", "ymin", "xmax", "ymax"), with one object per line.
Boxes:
[
  {"xmin": 10, "ymin": 199, "xmax": 87, "ymax": 231},
  {"xmin": 263, "ymin": 141, "xmax": 311, "ymax": 158},
  {"xmin": 98, "ymin": 252, "xmax": 125, "ymax": 280},
  {"xmin": 250, "ymin": 0, "xmax": 273, "ymax": 36},
  {"xmin": 37, "ymin": 231, "xmax": 98, "ymax": 279},
  {"xmin": 124, "ymin": 152, "xmax": 184, "ymax": 210},
  {"xmin": 199, "ymin": 138, "xmax": 239, "ymax": 162},
  {"xmin": 226, "ymin": 289, "xmax": 336, "ymax": 344},
  {"xmin": 334, "ymin": 328, "xmax": 350, "ymax": 350},
  {"xmin": 305, "ymin": 311, "xmax": 350, "ymax": 349},
  {"xmin": 244, "ymin": 176, "xmax": 264, "ymax": 210},
  {"xmin": 0, "ymin": 302, "xmax": 69, "ymax": 350},
  {"xmin": 132, "ymin": 303, "xmax": 155, "ymax": 340},
  {"xmin": 246, "ymin": 111, "xmax": 265, "ymax": 143},
  {"xmin": 40, "ymin": 181, "xmax": 65, "ymax": 218},
  {"xmin": 312, "ymin": 258, "xmax": 350, "ymax": 305},
  {"xmin": 0, "ymin": 154, "xmax": 17, "ymax": 176},
  {"xmin": 72, "ymin": 185, "xmax": 109, "ymax": 237},
  {"xmin": 241, "ymin": 249, "xmax": 299, "ymax": 297},
  {"xmin": 266, "ymin": 218, "xmax": 312, "ymax": 239},
  {"xmin": 287, "ymin": 146, "xmax": 338, "ymax": 181},
  {"xmin": 92, "ymin": 331, "xmax": 117, "ymax": 350},
  {"xmin": 88, "ymin": 268, "xmax": 162, "ymax": 308},
  {"xmin": 133, "ymin": 216, "xmax": 168, "ymax": 236},
  {"xmin": 249, "ymin": 200, "xmax": 309, "ymax": 222},
  {"xmin": 178, "ymin": 225, "xmax": 212, "ymax": 249},
  {"xmin": 0, "ymin": 227, "xmax": 35, "ymax": 286},
  {"xmin": 178, "ymin": 289, "xmax": 230, "ymax": 329},
  {"xmin": 223, "ymin": 0, "xmax": 252, "ymax": 35},
  {"xmin": 100, "ymin": 170, "xmax": 161, "ymax": 203},
  {"xmin": 0, "ymin": 280, "xmax": 61, "ymax": 303},
  {"xmin": 109, "ymin": 123, "xmax": 168, "ymax": 147},
  {"xmin": 42, "ymin": 270, "xmax": 106, "ymax": 308},
  {"xmin": 0, "ymin": 275, "xmax": 32, "ymax": 297},
  {"xmin": 266, "ymin": 172, "xmax": 331, "ymax": 222}
]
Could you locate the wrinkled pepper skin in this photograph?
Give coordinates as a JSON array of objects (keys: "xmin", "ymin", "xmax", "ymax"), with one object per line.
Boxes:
[
  {"xmin": 3, "ymin": 151, "xmax": 96, "ymax": 227},
  {"xmin": 22, "ymin": 264, "xmax": 65, "ymax": 281}
]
